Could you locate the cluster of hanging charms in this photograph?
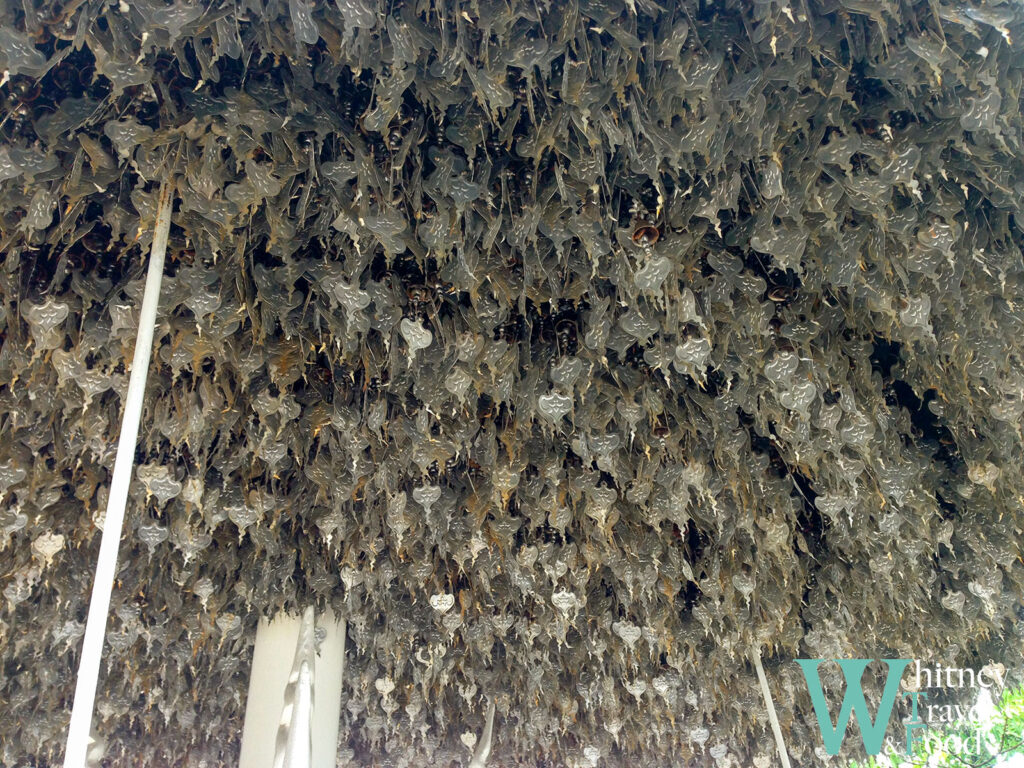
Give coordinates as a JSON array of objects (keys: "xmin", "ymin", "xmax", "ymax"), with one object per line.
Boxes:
[{"xmin": 0, "ymin": 0, "xmax": 1023, "ymax": 765}]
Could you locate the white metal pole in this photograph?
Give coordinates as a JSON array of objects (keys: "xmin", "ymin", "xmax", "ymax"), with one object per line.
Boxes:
[
  {"xmin": 753, "ymin": 648, "xmax": 793, "ymax": 768},
  {"xmin": 63, "ymin": 180, "xmax": 174, "ymax": 768}
]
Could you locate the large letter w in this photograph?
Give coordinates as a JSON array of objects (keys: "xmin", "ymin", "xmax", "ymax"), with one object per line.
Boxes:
[{"xmin": 796, "ymin": 659, "xmax": 911, "ymax": 755}]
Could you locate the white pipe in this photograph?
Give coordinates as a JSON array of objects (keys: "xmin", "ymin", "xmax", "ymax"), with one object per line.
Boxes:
[
  {"xmin": 323, "ymin": 618, "xmax": 346, "ymax": 767},
  {"xmin": 753, "ymin": 648, "xmax": 792, "ymax": 768},
  {"xmin": 63, "ymin": 180, "xmax": 174, "ymax": 768}
]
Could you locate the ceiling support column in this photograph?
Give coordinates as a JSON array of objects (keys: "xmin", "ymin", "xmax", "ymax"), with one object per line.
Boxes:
[{"xmin": 63, "ymin": 180, "xmax": 174, "ymax": 768}]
